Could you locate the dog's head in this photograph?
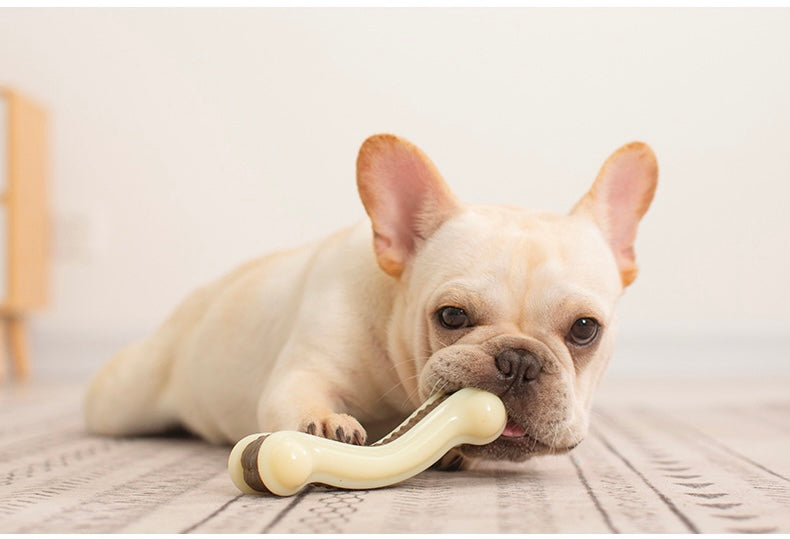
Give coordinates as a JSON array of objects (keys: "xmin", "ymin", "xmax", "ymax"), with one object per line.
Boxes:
[{"xmin": 357, "ymin": 134, "xmax": 657, "ymax": 461}]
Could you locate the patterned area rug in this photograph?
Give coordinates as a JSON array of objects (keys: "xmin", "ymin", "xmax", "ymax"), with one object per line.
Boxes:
[{"xmin": 1, "ymin": 379, "xmax": 788, "ymax": 533}]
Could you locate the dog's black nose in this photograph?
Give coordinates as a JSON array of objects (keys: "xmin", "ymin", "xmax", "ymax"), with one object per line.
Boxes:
[{"xmin": 495, "ymin": 348, "xmax": 541, "ymax": 385}]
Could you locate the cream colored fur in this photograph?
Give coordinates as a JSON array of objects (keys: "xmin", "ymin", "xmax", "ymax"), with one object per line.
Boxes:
[{"xmin": 85, "ymin": 134, "xmax": 657, "ymax": 465}]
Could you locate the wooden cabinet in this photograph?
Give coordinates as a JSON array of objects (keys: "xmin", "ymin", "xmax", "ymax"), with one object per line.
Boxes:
[{"xmin": 0, "ymin": 87, "xmax": 49, "ymax": 379}]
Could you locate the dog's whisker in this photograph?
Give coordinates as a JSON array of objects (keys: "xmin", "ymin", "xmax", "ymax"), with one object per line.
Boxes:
[
  {"xmin": 376, "ymin": 370, "xmax": 423, "ymax": 405},
  {"xmin": 382, "ymin": 357, "xmax": 419, "ymax": 375},
  {"xmin": 396, "ymin": 375, "xmax": 448, "ymax": 411},
  {"xmin": 551, "ymin": 424, "xmax": 562, "ymax": 449},
  {"xmin": 375, "ymin": 381, "xmax": 406, "ymax": 404}
]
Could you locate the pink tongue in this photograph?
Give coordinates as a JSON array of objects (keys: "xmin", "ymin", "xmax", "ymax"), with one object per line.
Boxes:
[{"xmin": 502, "ymin": 420, "xmax": 527, "ymax": 438}]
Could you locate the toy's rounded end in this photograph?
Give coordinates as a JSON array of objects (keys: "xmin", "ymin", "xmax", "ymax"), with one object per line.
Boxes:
[
  {"xmin": 228, "ymin": 433, "xmax": 268, "ymax": 494},
  {"xmin": 460, "ymin": 388, "xmax": 508, "ymax": 440},
  {"xmin": 260, "ymin": 434, "xmax": 314, "ymax": 496}
]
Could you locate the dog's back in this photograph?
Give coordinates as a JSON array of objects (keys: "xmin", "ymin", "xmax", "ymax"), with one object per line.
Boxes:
[{"xmin": 84, "ymin": 223, "xmax": 402, "ymax": 444}]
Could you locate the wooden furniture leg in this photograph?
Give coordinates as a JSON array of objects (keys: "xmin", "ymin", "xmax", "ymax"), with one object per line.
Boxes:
[
  {"xmin": 8, "ymin": 316, "xmax": 30, "ymax": 380},
  {"xmin": 0, "ymin": 319, "xmax": 6, "ymax": 381}
]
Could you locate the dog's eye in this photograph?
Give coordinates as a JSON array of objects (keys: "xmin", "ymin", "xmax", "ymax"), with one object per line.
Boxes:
[
  {"xmin": 437, "ymin": 306, "xmax": 470, "ymax": 330},
  {"xmin": 568, "ymin": 317, "xmax": 600, "ymax": 346}
]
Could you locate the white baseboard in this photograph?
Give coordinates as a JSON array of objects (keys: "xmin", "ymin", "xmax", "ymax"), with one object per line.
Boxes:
[
  {"xmin": 608, "ymin": 327, "xmax": 786, "ymax": 378},
  {"xmin": 28, "ymin": 326, "xmax": 150, "ymax": 382},
  {"xmin": 26, "ymin": 323, "xmax": 788, "ymax": 382}
]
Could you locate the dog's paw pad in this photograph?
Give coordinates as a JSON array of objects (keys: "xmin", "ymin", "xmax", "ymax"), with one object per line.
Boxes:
[{"xmin": 300, "ymin": 413, "xmax": 367, "ymax": 446}]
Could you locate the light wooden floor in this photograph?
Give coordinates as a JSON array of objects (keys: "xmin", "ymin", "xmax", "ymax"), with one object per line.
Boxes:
[{"xmin": 1, "ymin": 377, "xmax": 788, "ymax": 533}]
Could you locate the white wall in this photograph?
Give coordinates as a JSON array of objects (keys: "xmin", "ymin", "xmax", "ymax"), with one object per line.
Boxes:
[{"xmin": 1, "ymin": 8, "xmax": 788, "ymax": 376}]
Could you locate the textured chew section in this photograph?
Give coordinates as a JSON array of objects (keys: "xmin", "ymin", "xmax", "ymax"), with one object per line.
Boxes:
[
  {"xmin": 241, "ymin": 434, "xmax": 270, "ymax": 492},
  {"xmin": 227, "ymin": 388, "xmax": 508, "ymax": 496},
  {"xmin": 371, "ymin": 392, "xmax": 449, "ymax": 446}
]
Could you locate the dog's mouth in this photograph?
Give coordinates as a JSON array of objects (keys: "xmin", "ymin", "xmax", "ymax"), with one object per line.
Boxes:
[
  {"xmin": 420, "ymin": 385, "xmax": 580, "ymax": 460},
  {"xmin": 501, "ymin": 418, "xmax": 528, "ymax": 438},
  {"xmin": 458, "ymin": 413, "xmax": 579, "ymax": 462},
  {"xmin": 497, "ymin": 416, "xmax": 553, "ymax": 453}
]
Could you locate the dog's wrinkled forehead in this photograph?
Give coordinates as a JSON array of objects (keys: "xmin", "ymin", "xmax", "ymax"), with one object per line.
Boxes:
[{"xmin": 409, "ymin": 206, "xmax": 623, "ymax": 307}]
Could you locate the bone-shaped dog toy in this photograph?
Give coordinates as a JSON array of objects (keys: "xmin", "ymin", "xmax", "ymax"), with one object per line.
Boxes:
[{"xmin": 227, "ymin": 387, "xmax": 507, "ymax": 496}]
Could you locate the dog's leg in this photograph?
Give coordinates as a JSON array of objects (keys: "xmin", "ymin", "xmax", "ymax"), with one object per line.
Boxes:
[
  {"xmin": 84, "ymin": 287, "xmax": 213, "ymax": 436},
  {"xmin": 83, "ymin": 337, "xmax": 178, "ymax": 436},
  {"xmin": 257, "ymin": 371, "xmax": 368, "ymax": 446}
]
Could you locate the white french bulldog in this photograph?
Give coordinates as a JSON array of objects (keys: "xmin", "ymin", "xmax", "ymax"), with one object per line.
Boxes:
[{"xmin": 85, "ymin": 134, "xmax": 657, "ymax": 468}]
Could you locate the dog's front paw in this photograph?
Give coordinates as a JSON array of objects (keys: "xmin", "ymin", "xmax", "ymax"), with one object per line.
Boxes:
[{"xmin": 300, "ymin": 413, "xmax": 367, "ymax": 445}]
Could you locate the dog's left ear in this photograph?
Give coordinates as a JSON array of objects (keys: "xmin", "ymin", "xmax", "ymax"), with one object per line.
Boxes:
[
  {"xmin": 357, "ymin": 134, "xmax": 460, "ymax": 277},
  {"xmin": 572, "ymin": 142, "xmax": 658, "ymax": 288}
]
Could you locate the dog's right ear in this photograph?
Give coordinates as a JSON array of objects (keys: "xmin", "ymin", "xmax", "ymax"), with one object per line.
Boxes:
[{"xmin": 357, "ymin": 134, "xmax": 460, "ymax": 277}]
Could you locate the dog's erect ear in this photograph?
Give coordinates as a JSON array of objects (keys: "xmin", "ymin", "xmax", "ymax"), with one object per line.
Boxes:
[
  {"xmin": 571, "ymin": 142, "xmax": 658, "ymax": 288},
  {"xmin": 357, "ymin": 134, "xmax": 460, "ymax": 277}
]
